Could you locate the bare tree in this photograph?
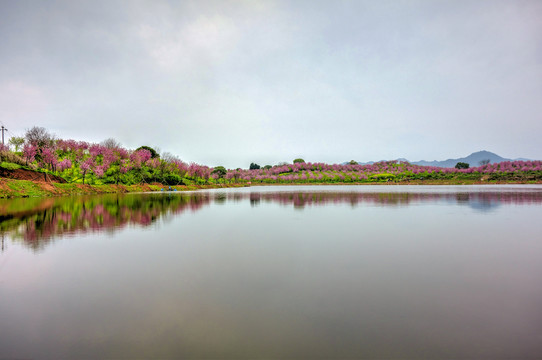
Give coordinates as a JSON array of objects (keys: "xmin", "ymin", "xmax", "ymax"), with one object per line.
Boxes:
[
  {"xmin": 161, "ymin": 152, "xmax": 179, "ymax": 162},
  {"xmin": 101, "ymin": 138, "xmax": 121, "ymax": 149},
  {"xmin": 479, "ymin": 159, "xmax": 491, "ymax": 166},
  {"xmin": 25, "ymin": 126, "xmax": 54, "ymax": 148}
]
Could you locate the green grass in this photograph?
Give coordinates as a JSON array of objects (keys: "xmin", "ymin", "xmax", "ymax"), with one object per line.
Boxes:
[
  {"xmin": 5, "ymin": 180, "xmax": 51, "ymax": 197},
  {"xmin": 0, "ymin": 178, "xmax": 250, "ymax": 198},
  {"xmin": 1, "ymin": 161, "xmax": 22, "ymax": 170}
]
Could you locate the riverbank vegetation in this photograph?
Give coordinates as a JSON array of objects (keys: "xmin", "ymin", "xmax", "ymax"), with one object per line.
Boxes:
[{"xmin": 1, "ymin": 126, "xmax": 541, "ymax": 198}]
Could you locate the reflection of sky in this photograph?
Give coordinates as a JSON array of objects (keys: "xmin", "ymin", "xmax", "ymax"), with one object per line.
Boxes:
[{"xmin": 467, "ymin": 198, "xmax": 501, "ymax": 212}]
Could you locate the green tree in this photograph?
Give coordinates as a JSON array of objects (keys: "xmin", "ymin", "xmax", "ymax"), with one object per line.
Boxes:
[
  {"xmin": 249, "ymin": 162, "xmax": 260, "ymax": 170},
  {"xmin": 455, "ymin": 162, "xmax": 470, "ymax": 169},
  {"xmin": 9, "ymin": 136, "xmax": 25, "ymax": 152},
  {"xmin": 212, "ymin": 166, "xmax": 227, "ymax": 183},
  {"xmin": 293, "ymin": 158, "xmax": 305, "ymax": 163},
  {"xmin": 136, "ymin": 146, "xmax": 159, "ymax": 158}
]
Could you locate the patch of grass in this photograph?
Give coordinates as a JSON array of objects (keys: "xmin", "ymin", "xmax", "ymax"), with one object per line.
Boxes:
[
  {"xmin": 5, "ymin": 180, "xmax": 51, "ymax": 197},
  {"xmin": 1, "ymin": 162, "xmax": 22, "ymax": 170}
]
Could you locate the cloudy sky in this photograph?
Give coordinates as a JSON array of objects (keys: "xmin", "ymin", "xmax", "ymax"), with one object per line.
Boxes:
[{"xmin": 0, "ymin": 0, "xmax": 540, "ymax": 168}]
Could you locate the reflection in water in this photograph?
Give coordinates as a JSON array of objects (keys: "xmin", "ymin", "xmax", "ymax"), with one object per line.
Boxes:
[
  {"xmin": 244, "ymin": 190, "xmax": 542, "ymax": 209},
  {"xmin": 0, "ymin": 193, "xmax": 212, "ymax": 251},
  {"xmin": 1, "ymin": 188, "xmax": 542, "ymax": 249},
  {"xmin": 1, "ymin": 186, "xmax": 542, "ymax": 359}
]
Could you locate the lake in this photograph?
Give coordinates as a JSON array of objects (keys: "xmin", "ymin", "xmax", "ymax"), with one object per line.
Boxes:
[{"xmin": 1, "ymin": 185, "xmax": 542, "ymax": 359}]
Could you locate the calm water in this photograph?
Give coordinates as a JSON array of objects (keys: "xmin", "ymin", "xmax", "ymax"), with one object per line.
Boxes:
[{"xmin": 1, "ymin": 185, "xmax": 542, "ymax": 359}]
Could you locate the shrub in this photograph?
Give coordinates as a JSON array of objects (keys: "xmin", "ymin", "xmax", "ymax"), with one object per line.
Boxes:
[
  {"xmin": 369, "ymin": 173, "xmax": 396, "ymax": 182},
  {"xmin": 455, "ymin": 162, "xmax": 469, "ymax": 169},
  {"xmin": 163, "ymin": 174, "xmax": 184, "ymax": 185},
  {"xmin": 0, "ymin": 148, "xmax": 28, "ymax": 167}
]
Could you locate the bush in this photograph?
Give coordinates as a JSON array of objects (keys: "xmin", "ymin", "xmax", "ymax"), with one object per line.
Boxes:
[
  {"xmin": 0, "ymin": 149, "xmax": 29, "ymax": 168},
  {"xmin": 163, "ymin": 174, "xmax": 184, "ymax": 185},
  {"xmin": 455, "ymin": 162, "xmax": 469, "ymax": 169},
  {"xmin": 369, "ymin": 173, "xmax": 396, "ymax": 182}
]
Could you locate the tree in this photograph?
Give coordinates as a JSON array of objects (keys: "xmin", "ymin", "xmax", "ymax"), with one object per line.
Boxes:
[
  {"xmin": 131, "ymin": 149, "xmax": 153, "ymax": 183},
  {"xmin": 293, "ymin": 158, "xmax": 305, "ymax": 163},
  {"xmin": 25, "ymin": 126, "xmax": 54, "ymax": 148},
  {"xmin": 136, "ymin": 146, "xmax": 159, "ymax": 158},
  {"xmin": 161, "ymin": 152, "xmax": 178, "ymax": 163},
  {"xmin": 211, "ymin": 166, "xmax": 227, "ymax": 183},
  {"xmin": 80, "ymin": 158, "xmax": 94, "ymax": 184},
  {"xmin": 349, "ymin": 160, "xmax": 358, "ymax": 165},
  {"xmin": 9, "ymin": 136, "xmax": 25, "ymax": 152},
  {"xmin": 455, "ymin": 162, "xmax": 470, "ymax": 169},
  {"xmin": 249, "ymin": 162, "xmax": 260, "ymax": 170},
  {"xmin": 263, "ymin": 165, "xmax": 272, "ymax": 170},
  {"xmin": 22, "ymin": 144, "xmax": 37, "ymax": 165},
  {"xmin": 101, "ymin": 138, "xmax": 121, "ymax": 149},
  {"xmin": 41, "ymin": 147, "xmax": 58, "ymax": 171},
  {"xmin": 479, "ymin": 159, "xmax": 490, "ymax": 166}
]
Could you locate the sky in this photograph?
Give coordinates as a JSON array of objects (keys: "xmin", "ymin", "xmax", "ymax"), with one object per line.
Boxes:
[{"xmin": 0, "ymin": 0, "xmax": 541, "ymax": 168}]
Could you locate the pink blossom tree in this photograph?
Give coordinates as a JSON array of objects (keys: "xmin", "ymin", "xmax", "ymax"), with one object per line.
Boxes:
[
  {"xmin": 23, "ymin": 144, "xmax": 38, "ymax": 165},
  {"xmin": 80, "ymin": 157, "xmax": 95, "ymax": 184}
]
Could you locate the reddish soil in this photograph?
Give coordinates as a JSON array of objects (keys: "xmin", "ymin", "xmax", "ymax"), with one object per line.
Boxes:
[{"xmin": 0, "ymin": 167, "xmax": 67, "ymax": 183}]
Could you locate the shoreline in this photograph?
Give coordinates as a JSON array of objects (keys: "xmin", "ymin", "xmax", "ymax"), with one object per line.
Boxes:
[
  {"xmin": 1, "ymin": 178, "xmax": 541, "ymax": 199},
  {"xmin": 0, "ymin": 179, "xmax": 249, "ymax": 199}
]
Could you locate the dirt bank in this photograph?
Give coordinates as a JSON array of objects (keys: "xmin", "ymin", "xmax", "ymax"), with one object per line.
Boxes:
[{"xmin": 0, "ymin": 167, "xmax": 67, "ymax": 183}]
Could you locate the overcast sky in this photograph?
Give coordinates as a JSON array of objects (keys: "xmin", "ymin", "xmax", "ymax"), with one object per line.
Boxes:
[{"xmin": 1, "ymin": 0, "xmax": 541, "ymax": 168}]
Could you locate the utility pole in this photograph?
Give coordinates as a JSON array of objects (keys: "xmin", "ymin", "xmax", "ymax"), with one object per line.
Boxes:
[{"xmin": 0, "ymin": 126, "xmax": 6, "ymax": 145}]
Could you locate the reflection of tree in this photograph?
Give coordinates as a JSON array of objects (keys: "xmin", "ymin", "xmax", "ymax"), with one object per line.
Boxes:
[
  {"xmin": 0, "ymin": 194, "xmax": 212, "ymax": 251},
  {"xmin": 2, "ymin": 190, "xmax": 542, "ymax": 250},
  {"xmin": 249, "ymin": 193, "xmax": 261, "ymax": 207},
  {"xmin": 227, "ymin": 191, "xmax": 542, "ymax": 208}
]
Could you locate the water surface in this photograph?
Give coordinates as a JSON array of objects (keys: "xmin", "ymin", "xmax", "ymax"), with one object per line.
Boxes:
[{"xmin": 1, "ymin": 185, "xmax": 542, "ymax": 359}]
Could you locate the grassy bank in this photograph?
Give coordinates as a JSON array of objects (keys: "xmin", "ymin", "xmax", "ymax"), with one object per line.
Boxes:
[{"xmin": 0, "ymin": 179, "xmax": 248, "ymax": 198}]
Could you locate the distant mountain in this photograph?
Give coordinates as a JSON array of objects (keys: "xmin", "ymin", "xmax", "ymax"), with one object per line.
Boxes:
[
  {"xmin": 412, "ymin": 151, "xmax": 509, "ymax": 168},
  {"xmin": 351, "ymin": 151, "xmax": 530, "ymax": 168}
]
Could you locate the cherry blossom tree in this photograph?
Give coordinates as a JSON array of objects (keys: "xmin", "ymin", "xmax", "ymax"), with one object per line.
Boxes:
[
  {"xmin": 80, "ymin": 158, "xmax": 95, "ymax": 184},
  {"xmin": 23, "ymin": 144, "xmax": 37, "ymax": 165}
]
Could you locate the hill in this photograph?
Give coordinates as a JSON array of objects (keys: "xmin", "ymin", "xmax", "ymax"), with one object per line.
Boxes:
[
  {"xmin": 355, "ymin": 151, "xmax": 528, "ymax": 168},
  {"xmin": 413, "ymin": 151, "xmax": 509, "ymax": 168}
]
